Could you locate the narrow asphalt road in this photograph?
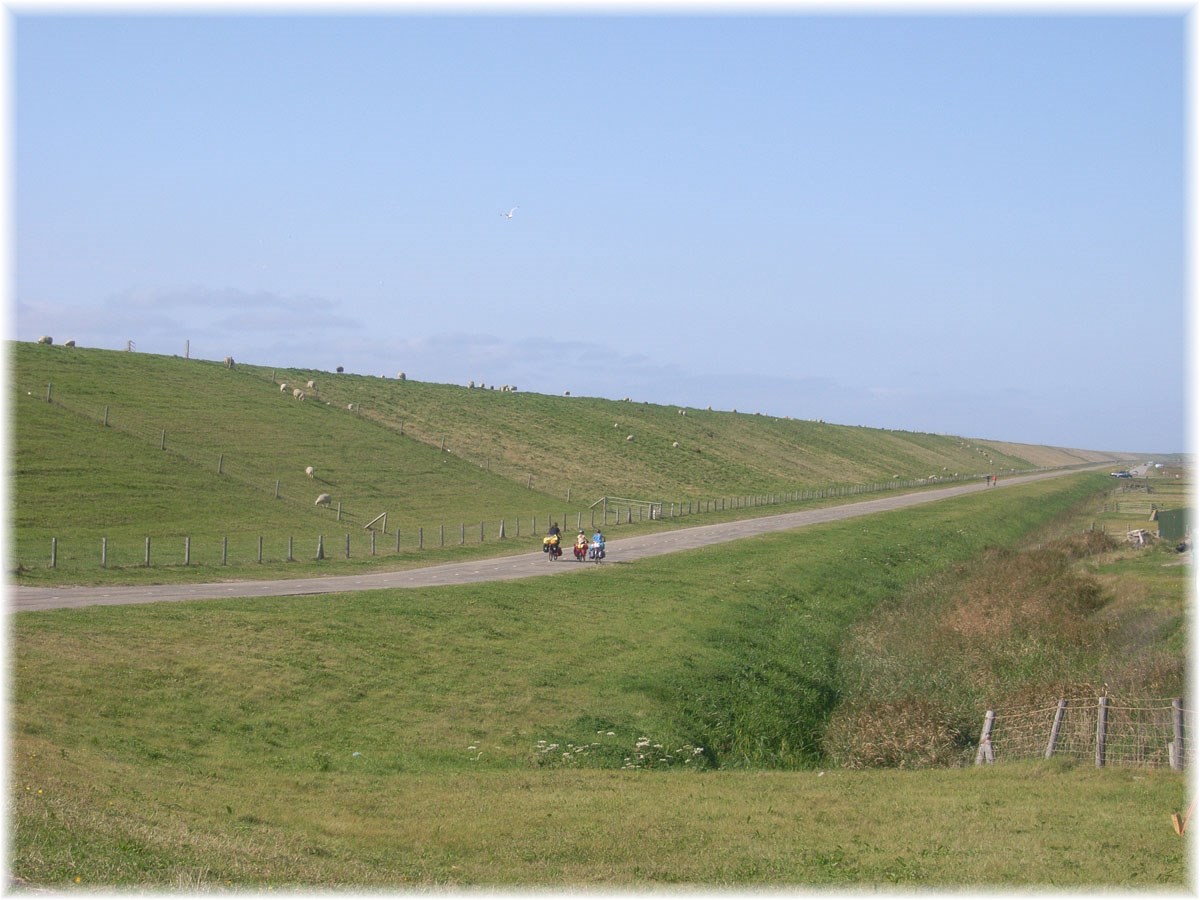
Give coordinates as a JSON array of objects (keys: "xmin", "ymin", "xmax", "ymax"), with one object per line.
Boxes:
[{"xmin": 9, "ymin": 470, "xmax": 1081, "ymax": 612}]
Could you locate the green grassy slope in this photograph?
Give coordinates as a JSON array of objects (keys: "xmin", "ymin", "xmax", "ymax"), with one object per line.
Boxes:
[
  {"xmin": 11, "ymin": 341, "xmax": 1131, "ymax": 578},
  {"xmin": 253, "ymin": 360, "xmax": 1119, "ymax": 500},
  {"xmin": 11, "ymin": 472, "xmax": 1186, "ymax": 887}
]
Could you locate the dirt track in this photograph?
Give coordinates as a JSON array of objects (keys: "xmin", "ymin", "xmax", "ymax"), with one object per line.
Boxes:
[{"xmin": 9, "ymin": 471, "xmax": 1078, "ymax": 612}]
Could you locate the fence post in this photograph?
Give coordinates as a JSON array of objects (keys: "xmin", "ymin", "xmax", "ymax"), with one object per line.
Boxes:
[
  {"xmin": 1045, "ymin": 699, "xmax": 1068, "ymax": 759},
  {"xmin": 102, "ymin": 405, "xmax": 109, "ymax": 427},
  {"xmin": 101, "ymin": 537, "xmax": 107, "ymax": 568},
  {"xmin": 460, "ymin": 523, "xmax": 465, "ymax": 545},
  {"xmin": 371, "ymin": 530, "xmax": 377, "ymax": 556},
  {"xmin": 218, "ymin": 453, "xmax": 224, "ymax": 475},
  {"xmin": 975, "ymin": 710, "xmax": 996, "ymax": 765},
  {"xmin": 222, "ymin": 536, "xmax": 228, "ymax": 565},
  {"xmin": 45, "ymin": 383, "xmax": 52, "ymax": 403},
  {"xmin": 1096, "ymin": 696, "xmax": 1109, "ymax": 768},
  {"xmin": 185, "ymin": 536, "xmax": 191, "ymax": 566},
  {"xmin": 50, "ymin": 537, "xmax": 56, "ymax": 569},
  {"xmin": 316, "ymin": 535, "xmax": 325, "ymax": 560},
  {"xmin": 145, "ymin": 537, "xmax": 152, "ymax": 567},
  {"xmin": 1172, "ymin": 698, "xmax": 1185, "ymax": 771},
  {"xmin": 396, "ymin": 530, "xmax": 401, "ymax": 553},
  {"xmin": 275, "ymin": 480, "xmax": 280, "ymax": 499},
  {"xmin": 159, "ymin": 430, "xmax": 166, "ymax": 451},
  {"xmin": 288, "ymin": 536, "xmax": 294, "ymax": 562},
  {"xmin": 500, "ymin": 519, "xmax": 506, "ymax": 539},
  {"xmin": 257, "ymin": 536, "xmax": 264, "ymax": 563},
  {"xmin": 337, "ymin": 503, "xmax": 342, "ymax": 522},
  {"xmin": 480, "ymin": 521, "xmax": 484, "ymax": 543},
  {"xmin": 345, "ymin": 533, "xmax": 351, "ymax": 558},
  {"xmin": 418, "ymin": 527, "xmax": 424, "ymax": 550},
  {"xmin": 440, "ymin": 525, "xmax": 444, "ymax": 547}
]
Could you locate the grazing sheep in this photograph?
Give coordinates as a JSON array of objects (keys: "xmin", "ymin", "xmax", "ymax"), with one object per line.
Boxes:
[
  {"xmin": 36, "ymin": 335, "xmax": 52, "ymax": 345},
  {"xmin": 347, "ymin": 403, "xmax": 356, "ymax": 411},
  {"xmin": 678, "ymin": 409, "xmax": 686, "ymax": 416},
  {"xmin": 63, "ymin": 339, "xmax": 76, "ymax": 348},
  {"xmin": 626, "ymin": 434, "xmax": 634, "ymax": 442},
  {"xmin": 672, "ymin": 441, "xmax": 680, "ymax": 448},
  {"xmin": 224, "ymin": 356, "xmax": 235, "ymax": 368},
  {"xmin": 336, "ymin": 366, "xmax": 344, "ymax": 373},
  {"xmin": 315, "ymin": 493, "xmax": 332, "ymax": 507},
  {"xmin": 280, "ymin": 383, "xmax": 289, "ymax": 392},
  {"xmin": 564, "ymin": 390, "xmax": 571, "ymax": 396},
  {"xmin": 306, "ymin": 380, "xmax": 315, "ymax": 390},
  {"xmin": 397, "ymin": 372, "xmax": 406, "ymax": 381},
  {"xmin": 305, "ymin": 466, "xmax": 315, "ymax": 478},
  {"xmin": 468, "ymin": 380, "xmax": 475, "ymax": 389},
  {"xmin": 293, "ymin": 388, "xmax": 305, "ymax": 400},
  {"xmin": 623, "ymin": 396, "xmax": 631, "ymax": 402}
]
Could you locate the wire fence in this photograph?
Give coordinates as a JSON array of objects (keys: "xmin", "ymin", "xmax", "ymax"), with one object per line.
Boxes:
[
  {"xmin": 16, "ymin": 378, "xmax": 1062, "ymax": 574},
  {"xmin": 979, "ymin": 697, "xmax": 1191, "ymax": 770}
]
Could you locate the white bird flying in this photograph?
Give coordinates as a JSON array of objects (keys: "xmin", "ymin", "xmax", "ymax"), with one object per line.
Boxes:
[{"xmin": 500, "ymin": 206, "xmax": 518, "ymax": 219}]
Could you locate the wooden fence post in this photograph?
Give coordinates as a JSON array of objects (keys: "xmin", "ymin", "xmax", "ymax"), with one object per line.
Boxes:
[
  {"xmin": 101, "ymin": 537, "xmax": 107, "ymax": 568},
  {"xmin": 275, "ymin": 480, "xmax": 280, "ymax": 499},
  {"xmin": 50, "ymin": 537, "xmax": 56, "ymax": 569},
  {"xmin": 439, "ymin": 525, "xmax": 444, "ymax": 547},
  {"xmin": 145, "ymin": 537, "xmax": 152, "ymax": 567},
  {"xmin": 1172, "ymin": 698, "xmax": 1185, "ymax": 771},
  {"xmin": 288, "ymin": 536, "xmax": 294, "ymax": 562},
  {"xmin": 185, "ymin": 536, "xmax": 190, "ymax": 566},
  {"xmin": 460, "ymin": 523, "xmax": 465, "ymax": 545},
  {"xmin": 218, "ymin": 453, "xmax": 224, "ymax": 474},
  {"xmin": 345, "ymin": 533, "xmax": 351, "ymax": 558},
  {"xmin": 222, "ymin": 536, "xmax": 228, "ymax": 565},
  {"xmin": 45, "ymin": 383, "xmax": 52, "ymax": 403},
  {"xmin": 1096, "ymin": 696, "xmax": 1109, "ymax": 768},
  {"xmin": 500, "ymin": 519, "xmax": 506, "ymax": 539},
  {"xmin": 1045, "ymin": 699, "xmax": 1068, "ymax": 758},
  {"xmin": 975, "ymin": 710, "xmax": 996, "ymax": 765},
  {"xmin": 257, "ymin": 536, "xmax": 264, "ymax": 563},
  {"xmin": 371, "ymin": 530, "xmax": 377, "ymax": 556},
  {"xmin": 418, "ymin": 527, "xmax": 424, "ymax": 550},
  {"xmin": 396, "ymin": 531, "xmax": 401, "ymax": 553},
  {"xmin": 102, "ymin": 405, "xmax": 109, "ymax": 427},
  {"xmin": 159, "ymin": 430, "xmax": 166, "ymax": 450},
  {"xmin": 316, "ymin": 535, "xmax": 325, "ymax": 560}
]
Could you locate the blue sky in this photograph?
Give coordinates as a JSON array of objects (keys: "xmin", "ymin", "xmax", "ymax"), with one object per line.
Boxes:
[{"xmin": 11, "ymin": 9, "xmax": 1188, "ymax": 452}]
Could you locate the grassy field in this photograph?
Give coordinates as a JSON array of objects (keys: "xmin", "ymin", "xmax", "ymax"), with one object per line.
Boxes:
[
  {"xmin": 10, "ymin": 472, "xmax": 1189, "ymax": 888},
  {"xmin": 12, "ymin": 341, "xmax": 1143, "ymax": 585}
]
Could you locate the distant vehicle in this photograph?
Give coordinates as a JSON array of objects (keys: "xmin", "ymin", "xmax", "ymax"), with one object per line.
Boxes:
[{"xmin": 1111, "ymin": 471, "xmax": 1133, "ymax": 478}]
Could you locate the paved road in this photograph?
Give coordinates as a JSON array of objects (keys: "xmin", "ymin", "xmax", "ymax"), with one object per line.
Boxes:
[{"xmin": 9, "ymin": 470, "xmax": 1079, "ymax": 612}]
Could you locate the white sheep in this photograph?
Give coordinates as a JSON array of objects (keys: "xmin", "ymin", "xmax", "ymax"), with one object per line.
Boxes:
[
  {"xmin": 293, "ymin": 388, "xmax": 305, "ymax": 400},
  {"xmin": 626, "ymin": 434, "xmax": 634, "ymax": 442},
  {"xmin": 672, "ymin": 441, "xmax": 680, "ymax": 448},
  {"xmin": 397, "ymin": 372, "xmax": 406, "ymax": 381},
  {"xmin": 347, "ymin": 403, "xmax": 356, "ymax": 411},
  {"xmin": 306, "ymin": 380, "xmax": 315, "ymax": 390},
  {"xmin": 64, "ymin": 339, "xmax": 76, "ymax": 348},
  {"xmin": 36, "ymin": 335, "xmax": 52, "ymax": 345},
  {"xmin": 280, "ymin": 383, "xmax": 289, "ymax": 392},
  {"xmin": 315, "ymin": 493, "xmax": 332, "ymax": 507},
  {"xmin": 305, "ymin": 466, "xmax": 315, "ymax": 478},
  {"xmin": 224, "ymin": 356, "xmax": 235, "ymax": 368}
]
